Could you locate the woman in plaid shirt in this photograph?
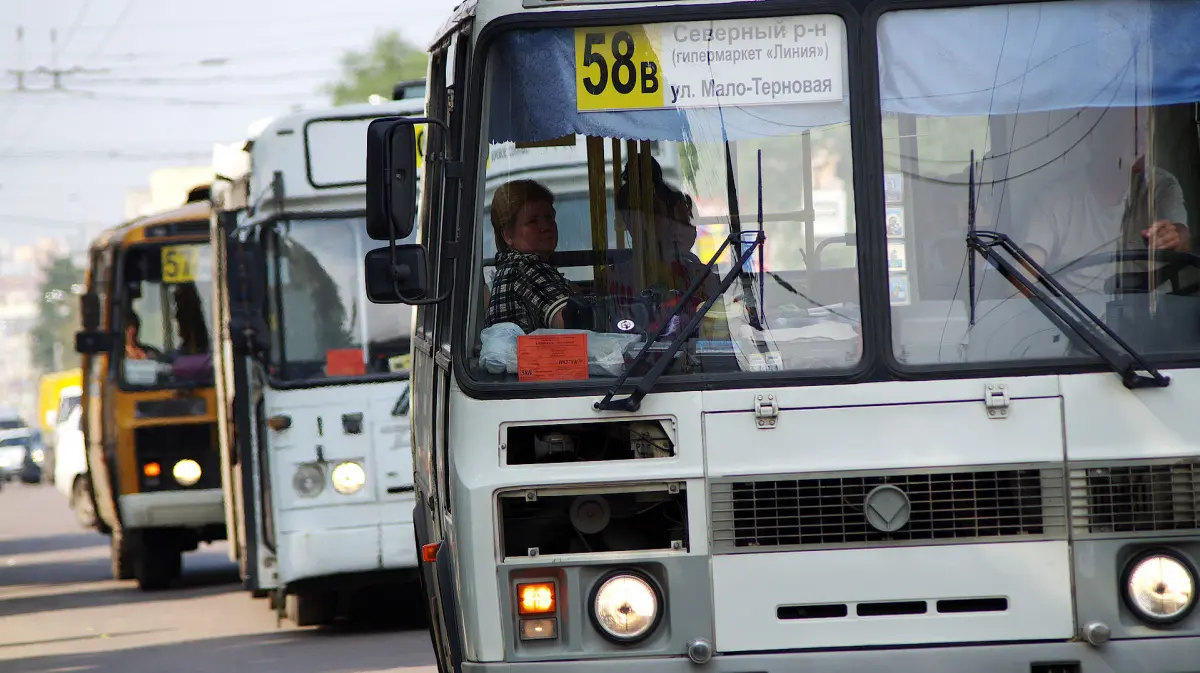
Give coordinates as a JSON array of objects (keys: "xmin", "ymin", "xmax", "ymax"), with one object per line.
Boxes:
[{"xmin": 484, "ymin": 180, "xmax": 575, "ymax": 333}]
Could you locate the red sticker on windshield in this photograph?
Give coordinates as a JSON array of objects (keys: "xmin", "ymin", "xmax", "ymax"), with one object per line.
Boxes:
[
  {"xmin": 326, "ymin": 349, "xmax": 366, "ymax": 376},
  {"xmin": 517, "ymin": 334, "xmax": 588, "ymax": 382}
]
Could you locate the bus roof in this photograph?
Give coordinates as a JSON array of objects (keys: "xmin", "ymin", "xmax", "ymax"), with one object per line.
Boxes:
[
  {"xmin": 246, "ymin": 98, "xmax": 427, "ymax": 215},
  {"xmin": 90, "ymin": 200, "xmax": 212, "ymax": 251}
]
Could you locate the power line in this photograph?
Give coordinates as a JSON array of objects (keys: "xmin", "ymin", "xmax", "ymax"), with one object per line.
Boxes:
[
  {"xmin": 72, "ymin": 69, "xmax": 339, "ymax": 87},
  {"xmin": 55, "ymin": 0, "xmax": 94, "ymax": 59}
]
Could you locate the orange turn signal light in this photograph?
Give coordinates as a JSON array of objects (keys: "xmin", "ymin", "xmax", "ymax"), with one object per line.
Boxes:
[
  {"xmin": 517, "ymin": 582, "xmax": 556, "ymax": 615},
  {"xmin": 143, "ymin": 462, "xmax": 162, "ymax": 478},
  {"xmin": 421, "ymin": 542, "xmax": 441, "ymax": 563},
  {"xmin": 267, "ymin": 415, "xmax": 292, "ymax": 431}
]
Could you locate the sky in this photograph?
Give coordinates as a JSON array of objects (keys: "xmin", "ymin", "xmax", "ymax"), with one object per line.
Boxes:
[{"xmin": 0, "ymin": 0, "xmax": 461, "ymax": 250}]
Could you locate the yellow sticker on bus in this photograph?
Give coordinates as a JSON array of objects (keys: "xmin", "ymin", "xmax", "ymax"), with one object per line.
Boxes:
[
  {"xmin": 575, "ymin": 27, "xmax": 664, "ymax": 112},
  {"xmin": 161, "ymin": 245, "xmax": 200, "ymax": 284}
]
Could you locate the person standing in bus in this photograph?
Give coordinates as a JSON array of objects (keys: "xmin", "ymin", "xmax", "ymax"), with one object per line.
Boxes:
[
  {"xmin": 484, "ymin": 180, "xmax": 575, "ymax": 332},
  {"xmin": 1023, "ymin": 106, "xmax": 1190, "ymax": 293},
  {"xmin": 610, "ymin": 159, "xmax": 721, "ymax": 335}
]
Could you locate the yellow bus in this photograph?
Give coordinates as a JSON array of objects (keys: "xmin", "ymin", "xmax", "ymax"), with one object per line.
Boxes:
[{"xmin": 75, "ymin": 197, "xmax": 224, "ymax": 591}]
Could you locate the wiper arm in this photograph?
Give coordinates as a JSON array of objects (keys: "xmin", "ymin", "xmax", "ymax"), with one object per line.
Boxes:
[
  {"xmin": 595, "ymin": 231, "xmax": 765, "ymax": 412},
  {"xmin": 966, "ymin": 230, "xmax": 1169, "ymax": 389}
]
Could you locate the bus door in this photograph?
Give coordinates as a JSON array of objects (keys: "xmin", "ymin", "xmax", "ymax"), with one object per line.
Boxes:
[
  {"xmin": 80, "ymin": 244, "xmax": 120, "ymax": 536},
  {"xmin": 214, "ymin": 210, "xmax": 277, "ymax": 590}
]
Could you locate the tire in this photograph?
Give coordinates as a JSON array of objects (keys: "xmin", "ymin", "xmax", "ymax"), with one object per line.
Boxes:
[
  {"xmin": 134, "ymin": 535, "xmax": 182, "ymax": 592},
  {"xmin": 72, "ymin": 477, "xmax": 97, "ymax": 529},
  {"xmin": 267, "ymin": 589, "xmax": 282, "ymax": 611},
  {"xmin": 285, "ymin": 591, "xmax": 337, "ymax": 627},
  {"xmin": 111, "ymin": 533, "xmax": 136, "ymax": 581}
]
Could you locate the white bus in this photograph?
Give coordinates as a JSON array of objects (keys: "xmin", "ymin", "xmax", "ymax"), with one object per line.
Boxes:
[
  {"xmin": 366, "ymin": 0, "xmax": 1197, "ymax": 670},
  {"xmin": 209, "ymin": 95, "xmax": 425, "ymax": 625}
]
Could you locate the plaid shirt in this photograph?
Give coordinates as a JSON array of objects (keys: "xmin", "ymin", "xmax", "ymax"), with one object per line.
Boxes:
[{"xmin": 485, "ymin": 250, "xmax": 572, "ymax": 333}]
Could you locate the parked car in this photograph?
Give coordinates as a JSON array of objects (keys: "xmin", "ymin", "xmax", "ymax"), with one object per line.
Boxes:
[{"xmin": 0, "ymin": 428, "xmax": 42, "ymax": 483}]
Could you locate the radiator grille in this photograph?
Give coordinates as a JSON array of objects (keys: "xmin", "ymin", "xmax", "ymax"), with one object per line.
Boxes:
[
  {"xmin": 1070, "ymin": 461, "xmax": 1199, "ymax": 536},
  {"xmin": 712, "ymin": 467, "xmax": 1065, "ymax": 552}
]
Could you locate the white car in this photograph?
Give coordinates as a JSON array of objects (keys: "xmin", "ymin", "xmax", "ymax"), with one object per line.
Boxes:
[{"xmin": 53, "ymin": 406, "xmax": 94, "ymax": 528}]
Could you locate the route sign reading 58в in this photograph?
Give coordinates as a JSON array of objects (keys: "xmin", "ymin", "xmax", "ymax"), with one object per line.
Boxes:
[{"xmin": 575, "ymin": 16, "xmax": 844, "ymax": 112}]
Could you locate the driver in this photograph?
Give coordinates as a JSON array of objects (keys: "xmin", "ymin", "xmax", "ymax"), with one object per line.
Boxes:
[
  {"xmin": 1023, "ymin": 105, "xmax": 1190, "ymax": 293},
  {"xmin": 483, "ymin": 180, "xmax": 575, "ymax": 332},
  {"xmin": 124, "ymin": 313, "xmax": 163, "ymax": 361}
]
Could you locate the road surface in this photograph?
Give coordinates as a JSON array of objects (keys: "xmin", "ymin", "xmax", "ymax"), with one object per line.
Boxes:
[{"xmin": 0, "ymin": 480, "xmax": 437, "ymax": 673}]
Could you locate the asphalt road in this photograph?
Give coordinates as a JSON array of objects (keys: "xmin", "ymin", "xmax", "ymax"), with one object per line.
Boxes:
[{"xmin": 0, "ymin": 480, "xmax": 437, "ymax": 673}]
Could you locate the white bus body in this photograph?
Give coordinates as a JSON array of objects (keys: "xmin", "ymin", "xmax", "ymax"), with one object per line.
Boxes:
[
  {"xmin": 368, "ymin": 1, "xmax": 1199, "ymax": 670},
  {"xmin": 211, "ymin": 98, "xmax": 425, "ymax": 625}
]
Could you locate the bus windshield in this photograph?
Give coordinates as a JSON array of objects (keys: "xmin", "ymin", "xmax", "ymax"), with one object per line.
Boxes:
[
  {"xmin": 266, "ymin": 217, "xmax": 414, "ymax": 382},
  {"xmin": 471, "ymin": 16, "xmax": 861, "ymax": 383},
  {"xmin": 881, "ymin": 0, "xmax": 1200, "ymax": 367},
  {"xmin": 119, "ymin": 242, "xmax": 216, "ymax": 389}
]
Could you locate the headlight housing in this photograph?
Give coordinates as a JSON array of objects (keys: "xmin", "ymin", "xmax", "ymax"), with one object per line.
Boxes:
[
  {"xmin": 589, "ymin": 570, "xmax": 662, "ymax": 643},
  {"xmin": 331, "ymin": 461, "xmax": 366, "ymax": 495},
  {"xmin": 293, "ymin": 463, "xmax": 325, "ymax": 498},
  {"xmin": 172, "ymin": 459, "xmax": 202, "ymax": 487},
  {"xmin": 1123, "ymin": 551, "xmax": 1196, "ymax": 624}
]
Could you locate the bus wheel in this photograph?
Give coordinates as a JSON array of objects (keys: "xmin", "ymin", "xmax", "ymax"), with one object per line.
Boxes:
[
  {"xmin": 135, "ymin": 536, "xmax": 182, "ymax": 592},
  {"xmin": 110, "ymin": 533, "xmax": 135, "ymax": 581},
  {"xmin": 72, "ymin": 477, "xmax": 97, "ymax": 529},
  {"xmin": 286, "ymin": 591, "xmax": 337, "ymax": 627},
  {"xmin": 267, "ymin": 589, "xmax": 282, "ymax": 611}
]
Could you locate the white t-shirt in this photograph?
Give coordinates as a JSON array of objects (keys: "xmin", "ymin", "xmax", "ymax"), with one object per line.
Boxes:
[{"xmin": 1025, "ymin": 168, "xmax": 1188, "ymax": 293}]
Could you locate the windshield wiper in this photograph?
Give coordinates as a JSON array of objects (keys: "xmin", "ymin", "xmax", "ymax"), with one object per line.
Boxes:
[
  {"xmin": 594, "ymin": 231, "xmax": 765, "ymax": 412},
  {"xmin": 966, "ymin": 230, "xmax": 1169, "ymax": 389}
]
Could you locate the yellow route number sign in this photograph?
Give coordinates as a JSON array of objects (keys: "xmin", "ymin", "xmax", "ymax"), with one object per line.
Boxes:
[
  {"xmin": 575, "ymin": 27, "xmax": 664, "ymax": 111},
  {"xmin": 161, "ymin": 245, "xmax": 200, "ymax": 284}
]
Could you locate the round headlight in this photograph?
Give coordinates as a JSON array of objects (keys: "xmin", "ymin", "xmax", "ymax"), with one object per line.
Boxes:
[
  {"xmin": 172, "ymin": 459, "xmax": 202, "ymax": 487},
  {"xmin": 31, "ymin": 449, "xmax": 45, "ymax": 464},
  {"xmin": 331, "ymin": 461, "xmax": 366, "ymax": 495},
  {"xmin": 293, "ymin": 464, "xmax": 324, "ymax": 498},
  {"xmin": 590, "ymin": 571, "xmax": 662, "ymax": 643},
  {"xmin": 1124, "ymin": 552, "xmax": 1196, "ymax": 623}
]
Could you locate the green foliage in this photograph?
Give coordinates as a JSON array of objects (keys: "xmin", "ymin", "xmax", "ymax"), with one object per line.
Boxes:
[
  {"xmin": 325, "ymin": 31, "xmax": 428, "ymax": 106},
  {"xmin": 31, "ymin": 256, "xmax": 85, "ymax": 373}
]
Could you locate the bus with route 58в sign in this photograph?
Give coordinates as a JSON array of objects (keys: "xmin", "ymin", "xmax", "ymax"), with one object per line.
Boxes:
[{"xmin": 364, "ymin": 0, "xmax": 1198, "ymax": 671}]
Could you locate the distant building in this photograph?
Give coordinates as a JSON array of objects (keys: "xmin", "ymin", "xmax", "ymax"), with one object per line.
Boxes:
[{"xmin": 125, "ymin": 165, "xmax": 215, "ymax": 219}]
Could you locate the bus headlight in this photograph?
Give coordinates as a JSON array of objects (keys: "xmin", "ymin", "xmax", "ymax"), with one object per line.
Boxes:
[
  {"xmin": 31, "ymin": 448, "xmax": 45, "ymax": 464},
  {"xmin": 293, "ymin": 464, "xmax": 324, "ymax": 498},
  {"xmin": 172, "ymin": 459, "xmax": 202, "ymax": 486},
  {"xmin": 590, "ymin": 571, "xmax": 662, "ymax": 643},
  {"xmin": 1124, "ymin": 552, "xmax": 1195, "ymax": 623},
  {"xmin": 331, "ymin": 461, "xmax": 366, "ymax": 495}
]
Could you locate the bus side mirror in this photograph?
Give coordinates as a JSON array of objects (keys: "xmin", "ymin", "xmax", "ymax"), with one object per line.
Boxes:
[
  {"xmin": 364, "ymin": 245, "xmax": 428, "ymax": 304},
  {"xmin": 366, "ymin": 118, "xmax": 418, "ymax": 242},
  {"xmin": 80, "ymin": 293, "xmax": 100, "ymax": 331},
  {"xmin": 75, "ymin": 331, "xmax": 113, "ymax": 354}
]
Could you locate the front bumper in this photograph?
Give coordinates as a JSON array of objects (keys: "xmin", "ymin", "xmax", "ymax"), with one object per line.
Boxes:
[
  {"xmin": 463, "ymin": 638, "xmax": 1200, "ymax": 673},
  {"xmin": 118, "ymin": 488, "xmax": 224, "ymax": 529},
  {"xmin": 278, "ymin": 521, "xmax": 418, "ymax": 586}
]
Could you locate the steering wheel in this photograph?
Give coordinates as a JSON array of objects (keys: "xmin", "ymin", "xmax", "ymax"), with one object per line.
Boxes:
[{"xmin": 1049, "ymin": 249, "xmax": 1200, "ymax": 296}]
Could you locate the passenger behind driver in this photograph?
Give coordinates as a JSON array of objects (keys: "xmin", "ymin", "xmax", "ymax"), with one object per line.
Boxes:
[
  {"xmin": 484, "ymin": 179, "xmax": 576, "ymax": 332},
  {"xmin": 608, "ymin": 159, "xmax": 720, "ymax": 330},
  {"xmin": 1023, "ymin": 106, "xmax": 1190, "ymax": 293}
]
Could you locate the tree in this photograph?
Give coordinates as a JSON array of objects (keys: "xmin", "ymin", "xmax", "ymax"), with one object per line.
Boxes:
[
  {"xmin": 325, "ymin": 31, "xmax": 428, "ymax": 106},
  {"xmin": 31, "ymin": 256, "xmax": 85, "ymax": 373}
]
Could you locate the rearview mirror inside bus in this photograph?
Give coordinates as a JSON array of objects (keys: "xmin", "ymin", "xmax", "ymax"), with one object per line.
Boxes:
[
  {"xmin": 75, "ymin": 330, "xmax": 113, "ymax": 355},
  {"xmin": 365, "ymin": 118, "xmax": 418, "ymax": 242},
  {"xmin": 364, "ymin": 245, "xmax": 427, "ymax": 304}
]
